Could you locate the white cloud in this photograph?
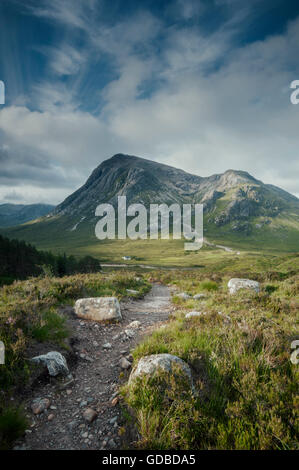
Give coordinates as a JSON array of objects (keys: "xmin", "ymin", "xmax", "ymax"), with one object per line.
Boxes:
[
  {"xmin": 0, "ymin": 105, "xmax": 114, "ymax": 167},
  {"xmin": 47, "ymin": 44, "xmax": 87, "ymax": 76},
  {"xmin": 29, "ymin": 0, "xmax": 96, "ymax": 31},
  {"xmin": 0, "ymin": 3, "xmax": 298, "ymax": 205}
]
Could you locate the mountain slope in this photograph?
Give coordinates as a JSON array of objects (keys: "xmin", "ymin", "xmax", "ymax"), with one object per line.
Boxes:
[
  {"xmin": 0, "ymin": 203, "xmax": 54, "ymax": 227},
  {"xmin": 1, "ymin": 154, "xmax": 299, "ymax": 259}
]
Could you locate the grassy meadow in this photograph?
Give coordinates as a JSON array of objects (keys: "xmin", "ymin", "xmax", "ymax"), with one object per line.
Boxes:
[
  {"xmin": 122, "ymin": 266, "xmax": 299, "ymax": 450},
  {"xmin": 2, "ymin": 205, "xmax": 299, "ymax": 266}
]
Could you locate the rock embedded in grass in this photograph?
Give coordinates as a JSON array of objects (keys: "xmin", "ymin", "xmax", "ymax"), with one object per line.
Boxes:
[
  {"xmin": 228, "ymin": 278, "xmax": 260, "ymax": 295},
  {"xmin": 119, "ymin": 357, "xmax": 131, "ymax": 370},
  {"xmin": 74, "ymin": 297, "xmax": 122, "ymax": 322},
  {"xmin": 185, "ymin": 311, "xmax": 204, "ymax": 318},
  {"xmin": 30, "ymin": 351, "xmax": 69, "ymax": 377},
  {"xmin": 177, "ymin": 292, "xmax": 191, "ymax": 299},
  {"xmin": 193, "ymin": 293, "xmax": 206, "ymax": 300},
  {"xmin": 129, "ymin": 353, "xmax": 193, "ymax": 390}
]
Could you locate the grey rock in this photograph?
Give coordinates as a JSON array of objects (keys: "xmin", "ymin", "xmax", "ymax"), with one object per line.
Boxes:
[
  {"xmin": 177, "ymin": 292, "xmax": 191, "ymax": 299},
  {"xmin": 124, "ymin": 329, "xmax": 135, "ymax": 338},
  {"xmin": 31, "ymin": 397, "xmax": 51, "ymax": 415},
  {"xmin": 119, "ymin": 357, "xmax": 131, "ymax": 370},
  {"xmin": 109, "ymin": 416, "xmax": 118, "ymax": 424},
  {"xmin": 83, "ymin": 408, "xmax": 98, "ymax": 423},
  {"xmin": 127, "ymin": 320, "xmax": 141, "ymax": 329},
  {"xmin": 31, "ymin": 351, "xmax": 69, "ymax": 377},
  {"xmin": 74, "ymin": 297, "xmax": 122, "ymax": 322},
  {"xmin": 228, "ymin": 278, "xmax": 260, "ymax": 295},
  {"xmin": 185, "ymin": 311, "xmax": 203, "ymax": 319},
  {"xmin": 193, "ymin": 293, "xmax": 206, "ymax": 300},
  {"xmin": 108, "ymin": 438, "xmax": 117, "ymax": 448},
  {"xmin": 129, "ymin": 353, "xmax": 193, "ymax": 389}
]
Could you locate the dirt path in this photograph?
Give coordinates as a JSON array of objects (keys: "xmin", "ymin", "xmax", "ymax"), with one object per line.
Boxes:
[
  {"xmin": 15, "ymin": 284, "xmax": 171, "ymax": 450},
  {"xmin": 204, "ymin": 238, "xmax": 237, "ymax": 253}
]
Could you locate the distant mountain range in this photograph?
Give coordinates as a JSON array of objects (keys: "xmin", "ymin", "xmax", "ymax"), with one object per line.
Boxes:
[
  {"xmin": 1, "ymin": 154, "xmax": 299, "ymax": 255},
  {"xmin": 0, "ymin": 203, "xmax": 54, "ymax": 228}
]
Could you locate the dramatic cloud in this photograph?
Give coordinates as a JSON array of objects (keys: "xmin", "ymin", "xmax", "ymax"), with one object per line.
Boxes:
[{"xmin": 0, "ymin": 0, "xmax": 298, "ymax": 204}]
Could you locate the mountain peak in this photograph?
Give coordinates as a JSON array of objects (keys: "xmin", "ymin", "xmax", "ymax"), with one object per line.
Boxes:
[
  {"xmin": 108, "ymin": 153, "xmax": 137, "ymax": 162},
  {"xmin": 217, "ymin": 169, "xmax": 259, "ymax": 187},
  {"xmin": 224, "ymin": 169, "xmax": 258, "ymax": 179},
  {"xmin": 104, "ymin": 153, "xmax": 148, "ymax": 165}
]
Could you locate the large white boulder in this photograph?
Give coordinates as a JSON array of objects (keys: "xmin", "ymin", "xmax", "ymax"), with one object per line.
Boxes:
[
  {"xmin": 129, "ymin": 353, "xmax": 193, "ymax": 389},
  {"xmin": 74, "ymin": 297, "xmax": 122, "ymax": 322},
  {"xmin": 228, "ymin": 278, "xmax": 260, "ymax": 295},
  {"xmin": 31, "ymin": 351, "xmax": 69, "ymax": 376}
]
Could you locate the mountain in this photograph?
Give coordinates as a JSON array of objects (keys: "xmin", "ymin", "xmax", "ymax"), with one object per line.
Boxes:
[
  {"xmin": 0, "ymin": 203, "xmax": 55, "ymax": 228},
  {"xmin": 1, "ymin": 154, "xmax": 299, "ymax": 258}
]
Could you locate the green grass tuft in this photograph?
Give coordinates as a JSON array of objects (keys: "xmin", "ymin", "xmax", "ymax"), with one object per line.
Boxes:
[
  {"xmin": 31, "ymin": 310, "xmax": 69, "ymax": 343},
  {"xmin": 0, "ymin": 406, "xmax": 28, "ymax": 450}
]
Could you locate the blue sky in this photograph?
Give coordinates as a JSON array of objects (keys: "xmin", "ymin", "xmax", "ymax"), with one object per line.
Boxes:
[{"xmin": 0, "ymin": 0, "xmax": 299, "ymax": 204}]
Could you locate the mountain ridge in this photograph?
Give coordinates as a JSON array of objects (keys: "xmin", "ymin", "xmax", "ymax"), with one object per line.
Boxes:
[
  {"xmin": 1, "ymin": 154, "xmax": 299, "ymax": 255},
  {"xmin": 53, "ymin": 154, "xmax": 275, "ymax": 215},
  {"xmin": 0, "ymin": 203, "xmax": 55, "ymax": 228}
]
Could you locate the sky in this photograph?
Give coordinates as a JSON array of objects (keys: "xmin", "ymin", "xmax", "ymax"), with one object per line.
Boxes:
[{"xmin": 0, "ymin": 0, "xmax": 298, "ymax": 205}]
